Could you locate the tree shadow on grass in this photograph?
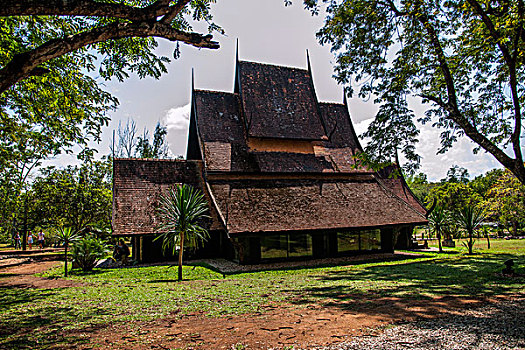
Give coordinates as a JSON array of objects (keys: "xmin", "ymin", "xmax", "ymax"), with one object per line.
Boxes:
[
  {"xmin": 213, "ymin": 252, "xmax": 432, "ymax": 276},
  {"xmin": 0, "ymin": 286, "xmax": 55, "ymax": 307},
  {"xmin": 286, "ymin": 254, "xmax": 524, "ymax": 316},
  {"xmin": 69, "ymin": 268, "xmax": 110, "ymax": 276},
  {"xmin": 0, "ymin": 287, "xmax": 113, "ymax": 350}
]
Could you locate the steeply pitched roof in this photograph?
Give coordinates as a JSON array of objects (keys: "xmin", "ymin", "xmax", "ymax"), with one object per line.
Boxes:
[
  {"xmin": 318, "ymin": 102, "xmax": 361, "ymax": 149},
  {"xmin": 376, "ymin": 165, "xmax": 428, "ymax": 216},
  {"xmin": 194, "ymin": 90, "xmax": 244, "ymax": 144},
  {"xmin": 208, "ymin": 178, "xmax": 428, "ymax": 234},
  {"xmin": 193, "ymin": 90, "xmax": 258, "ymax": 172},
  {"xmin": 112, "ymin": 58, "xmax": 429, "ymax": 238},
  {"xmin": 112, "ymin": 159, "xmax": 222, "ymax": 236},
  {"xmin": 237, "ymin": 61, "xmax": 327, "ymax": 140}
]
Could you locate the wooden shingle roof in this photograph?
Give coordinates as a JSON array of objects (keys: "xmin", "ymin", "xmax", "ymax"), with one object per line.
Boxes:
[
  {"xmin": 237, "ymin": 61, "xmax": 327, "ymax": 140},
  {"xmin": 208, "ymin": 178, "xmax": 428, "ymax": 234}
]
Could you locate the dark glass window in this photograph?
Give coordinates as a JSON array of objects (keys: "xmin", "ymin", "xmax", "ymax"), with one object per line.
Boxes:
[
  {"xmin": 337, "ymin": 232, "xmax": 360, "ymax": 253},
  {"xmin": 360, "ymin": 229, "xmax": 381, "ymax": 250},
  {"xmin": 261, "ymin": 234, "xmax": 287, "ymax": 259},
  {"xmin": 288, "ymin": 233, "xmax": 312, "ymax": 258}
]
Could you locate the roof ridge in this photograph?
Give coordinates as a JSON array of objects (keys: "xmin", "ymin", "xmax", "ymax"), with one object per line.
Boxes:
[
  {"xmin": 194, "ymin": 89, "xmax": 238, "ymax": 96},
  {"xmin": 319, "ymin": 101, "xmax": 345, "ymax": 106},
  {"xmin": 114, "ymin": 158, "xmax": 192, "ymax": 162},
  {"xmin": 238, "ymin": 60, "xmax": 308, "ymax": 72}
]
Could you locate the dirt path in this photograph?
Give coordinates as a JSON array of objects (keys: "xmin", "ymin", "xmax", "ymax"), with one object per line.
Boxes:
[
  {"xmin": 60, "ymin": 295, "xmax": 497, "ymax": 350},
  {"xmin": 0, "ymin": 259, "xmax": 82, "ymax": 289}
]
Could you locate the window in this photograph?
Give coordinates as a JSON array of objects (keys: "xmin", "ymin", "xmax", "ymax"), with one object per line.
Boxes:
[
  {"xmin": 337, "ymin": 232, "xmax": 360, "ymax": 253},
  {"xmin": 288, "ymin": 233, "xmax": 312, "ymax": 258},
  {"xmin": 261, "ymin": 235, "xmax": 287, "ymax": 259},
  {"xmin": 337, "ymin": 230, "xmax": 381, "ymax": 253},
  {"xmin": 360, "ymin": 229, "xmax": 381, "ymax": 250},
  {"xmin": 260, "ymin": 233, "xmax": 313, "ymax": 259}
]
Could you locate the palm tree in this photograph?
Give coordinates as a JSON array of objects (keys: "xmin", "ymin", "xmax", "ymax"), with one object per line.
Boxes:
[
  {"xmin": 428, "ymin": 206, "xmax": 449, "ymax": 253},
  {"xmin": 453, "ymin": 205, "xmax": 486, "ymax": 254},
  {"xmin": 155, "ymin": 184, "xmax": 209, "ymax": 281},
  {"xmin": 481, "ymin": 226, "xmax": 491, "ymax": 249},
  {"xmin": 54, "ymin": 227, "xmax": 80, "ymax": 277}
]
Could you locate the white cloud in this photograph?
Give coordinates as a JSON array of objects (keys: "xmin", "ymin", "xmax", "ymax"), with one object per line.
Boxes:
[
  {"xmin": 353, "ymin": 118, "xmax": 373, "ymax": 141},
  {"xmin": 352, "ymin": 116, "xmax": 501, "ymax": 181},
  {"xmin": 164, "ymin": 103, "xmax": 191, "ymax": 131}
]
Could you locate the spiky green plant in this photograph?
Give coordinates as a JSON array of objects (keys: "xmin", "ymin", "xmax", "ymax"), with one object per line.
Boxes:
[
  {"xmin": 155, "ymin": 184, "xmax": 209, "ymax": 281},
  {"xmin": 454, "ymin": 205, "xmax": 487, "ymax": 254},
  {"xmin": 53, "ymin": 227, "xmax": 80, "ymax": 277},
  {"xmin": 428, "ymin": 206, "xmax": 450, "ymax": 253},
  {"xmin": 71, "ymin": 236, "xmax": 109, "ymax": 272}
]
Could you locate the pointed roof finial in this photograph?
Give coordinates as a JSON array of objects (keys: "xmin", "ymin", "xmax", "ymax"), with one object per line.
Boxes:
[
  {"xmin": 236, "ymin": 38, "xmax": 239, "ymax": 63},
  {"xmin": 191, "ymin": 68, "xmax": 195, "ymax": 92},
  {"xmin": 306, "ymin": 49, "xmax": 312, "ymax": 75}
]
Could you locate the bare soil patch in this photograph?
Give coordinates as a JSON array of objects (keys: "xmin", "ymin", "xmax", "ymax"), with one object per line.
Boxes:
[
  {"xmin": 63, "ymin": 295, "xmax": 499, "ymax": 350},
  {"xmin": 0, "ymin": 260, "xmax": 82, "ymax": 289}
]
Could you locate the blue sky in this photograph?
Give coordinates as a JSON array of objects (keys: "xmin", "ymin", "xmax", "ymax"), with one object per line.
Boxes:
[{"xmin": 48, "ymin": 0, "xmax": 503, "ymax": 181}]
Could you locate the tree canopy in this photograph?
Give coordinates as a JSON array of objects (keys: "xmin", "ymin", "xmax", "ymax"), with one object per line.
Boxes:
[
  {"xmin": 1, "ymin": 1, "xmax": 219, "ymax": 167},
  {"xmin": 112, "ymin": 119, "xmax": 170, "ymax": 158},
  {"xmin": 0, "ymin": 0, "xmax": 219, "ymax": 94},
  {"xmin": 28, "ymin": 159, "xmax": 113, "ymax": 233},
  {"xmin": 303, "ymin": 0, "xmax": 525, "ymax": 183},
  {"xmin": 405, "ymin": 165, "xmax": 524, "ymax": 236},
  {"xmin": 483, "ymin": 169, "xmax": 525, "ymax": 235},
  {"xmin": 0, "ymin": 1, "xmax": 220, "ymax": 236}
]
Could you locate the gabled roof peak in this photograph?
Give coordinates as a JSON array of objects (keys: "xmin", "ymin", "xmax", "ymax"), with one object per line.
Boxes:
[
  {"xmin": 238, "ymin": 59, "xmax": 309, "ymax": 73},
  {"xmin": 194, "ymin": 88, "xmax": 238, "ymax": 96}
]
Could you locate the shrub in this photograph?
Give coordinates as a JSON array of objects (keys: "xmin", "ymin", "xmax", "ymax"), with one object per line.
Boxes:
[{"xmin": 71, "ymin": 236, "xmax": 109, "ymax": 272}]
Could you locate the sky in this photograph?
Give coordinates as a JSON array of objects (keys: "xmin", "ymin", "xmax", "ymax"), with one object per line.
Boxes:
[{"xmin": 49, "ymin": 0, "xmax": 502, "ymax": 182}]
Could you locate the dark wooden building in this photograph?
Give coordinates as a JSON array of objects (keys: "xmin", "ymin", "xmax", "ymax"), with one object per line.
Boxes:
[{"xmin": 112, "ymin": 57, "xmax": 428, "ymax": 264}]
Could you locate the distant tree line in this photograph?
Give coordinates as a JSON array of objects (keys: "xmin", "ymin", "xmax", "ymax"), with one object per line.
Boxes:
[
  {"xmin": 0, "ymin": 120, "xmax": 171, "ymax": 245},
  {"xmin": 407, "ymin": 166, "xmax": 525, "ymax": 236}
]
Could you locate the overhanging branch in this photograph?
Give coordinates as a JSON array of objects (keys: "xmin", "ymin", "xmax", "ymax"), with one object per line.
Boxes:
[
  {"xmin": 419, "ymin": 94, "xmax": 516, "ymax": 173},
  {"xmin": 465, "ymin": 0, "xmax": 524, "ymax": 165},
  {"xmin": 0, "ymin": 0, "xmax": 173, "ymax": 21},
  {"xmin": 0, "ymin": 21, "xmax": 219, "ymax": 94},
  {"xmin": 161, "ymin": 0, "xmax": 192, "ymax": 24}
]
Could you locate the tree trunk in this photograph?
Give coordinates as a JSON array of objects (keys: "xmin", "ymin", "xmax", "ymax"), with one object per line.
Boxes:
[
  {"xmin": 486, "ymin": 234, "xmax": 490, "ymax": 249},
  {"xmin": 178, "ymin": 231, "xmax": 184, "ymax": 281},
  {"xmin": 22, "ymin": 200, "xmax": 27, "ymax": 251},
  {"xmin": 468, "ymin": 230, "xmax": 474, "ymax": 255},
  {"xmin": 437, "ymin": 230, "xmax": 443, "ymax": 253},
  {"xmin": 64, "ymin": 243, "xmax": 68, "ymax": 277}
]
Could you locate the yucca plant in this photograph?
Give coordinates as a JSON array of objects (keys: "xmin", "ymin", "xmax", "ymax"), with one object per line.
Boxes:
[
  {"xmin": 53, "ymin": 227, "xmax": 80, "ymax": 277},
  {"xmin": 155, "ymin": 184, "xmax": 209, "ymax": 281},
  {"xmin": 428, "ymin": 206, "xmax": 450, "ymax": 253},
  {"xmin": 454, "ymin": 205, "xmax": 486, "ymax": 254}
]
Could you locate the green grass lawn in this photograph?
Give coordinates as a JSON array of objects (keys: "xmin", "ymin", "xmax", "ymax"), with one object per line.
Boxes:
[
  {"xmin": 428, "ymin": 237, "xmax": 525, "ymax": 254},
  {"xmin": 1, "ymin": 239, "xmax": 524, "ymax": 349}
]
